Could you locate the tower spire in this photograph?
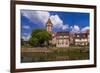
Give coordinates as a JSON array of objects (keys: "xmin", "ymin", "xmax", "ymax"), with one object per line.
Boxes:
[
  {"xmin": 46, "ymin": 18, "xmax": 53, "ymax": 32},
  {"xmin": 46, "ymin": 18, "xmax": 52, "ymax": 25}
]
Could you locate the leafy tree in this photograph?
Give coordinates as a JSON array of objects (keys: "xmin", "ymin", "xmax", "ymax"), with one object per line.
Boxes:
[
  {"xmin": 21, "ymin": 38, "xmax": 24, "ymax": 45},
  {"xmin": 29, "ymin": 29, "xmax": 52, "ymax": 47}
]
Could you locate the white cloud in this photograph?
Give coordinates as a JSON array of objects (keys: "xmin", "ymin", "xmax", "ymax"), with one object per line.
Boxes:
[
  {"xmin": 50, "ymin": 15, "xmax": 68, "ymax": 30},
  {"xmin": 81, "ymin": 26, "xmax": 89, "ymax": 33},
  {"xmin": 62, "ymin": 24, "xmax": 69, "ymax": 30},
  {"xmin": 22, "ymin": 11, "xmax": 69, "ymax": 31},
  {"xmin": 23, "ymin": 33, "xmax": 28, "ymax": 36},
  {"xmin": 71, "ymin": 25, "xmax": 80, "ymax": 33},
  {"xmin": 50, "ymin": 15, "xmax": 63, "ymax": 28},
  {"xmin": 21, "ymin": 10, "xmax": 50, "ymax": 25},
  {"xmin": 22, "ymin": 25, "xmax": 30, "ymax": 29},
  {"xmin": 22, "ymin": 34, "xmax": 31, "ymax": 41},
  {"xmin": 70, "ymin": 26, "xmax": 73, "ymax": 29}
]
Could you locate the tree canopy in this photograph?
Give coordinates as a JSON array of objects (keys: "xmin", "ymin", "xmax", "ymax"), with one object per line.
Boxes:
[
  {"xmin": 29, "ymin": 29, "xmax": 52, "ymax": 47},
  {"xmin": 21, "ymin": 38, "xmax": 24, "ymax": 45}
]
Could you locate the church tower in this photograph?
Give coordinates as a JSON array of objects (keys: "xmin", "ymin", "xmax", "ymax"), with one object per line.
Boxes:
[{"xmin": 46, "ymin": 18, "xmax": 53, "ymax": 32}]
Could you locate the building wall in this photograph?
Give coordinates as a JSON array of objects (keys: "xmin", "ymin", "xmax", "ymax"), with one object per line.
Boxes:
[
  {"xmin": 46, "ymin": 25, "xmax": 52, "ymax": 32},
  {"xmin": 52, "ymin": 37, "xmax": 56, "ymax": 45},
  {"xmin": 74, "ymin": 38, "xmax": 88, "ymax": 46},
  {"xmin": 74, "ymin": 33, "xmax": 89, "ymax": 46},
  {"xmin": 56, "ymin": 37, "xmax": 69, "ymax": 48}
]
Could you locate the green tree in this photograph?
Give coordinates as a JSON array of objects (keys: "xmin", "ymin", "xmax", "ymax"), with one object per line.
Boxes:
[
  {"xmin": 21, "ymin": 38, "xmax": 24, "ymax": 46},
  {"xmin": 29, "ymin": 29, "xmax": 52, "ymax": 47}
]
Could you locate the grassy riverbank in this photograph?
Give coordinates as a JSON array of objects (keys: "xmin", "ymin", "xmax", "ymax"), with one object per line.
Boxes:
[{"xmin": 21, "ymin": 46, "xmax": 89, "ymax": 62}]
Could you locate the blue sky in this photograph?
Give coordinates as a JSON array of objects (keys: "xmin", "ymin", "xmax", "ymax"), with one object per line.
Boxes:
[{"xmin": 21, "ymin": 10, "xmax": 90, "ymax": 40}]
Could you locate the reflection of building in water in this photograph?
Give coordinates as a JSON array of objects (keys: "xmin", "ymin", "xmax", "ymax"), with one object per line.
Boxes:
[{"xmin": 46, "ymin": 18, "xmax": 89, "ymax": 48}]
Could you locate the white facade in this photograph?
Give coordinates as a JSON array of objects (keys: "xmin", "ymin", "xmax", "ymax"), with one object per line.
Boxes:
[
  {"xmin": 46, "ymin": 18, "xmax": 89, "ymax": 48},
  {"xmin": 56, "ymin": 38, "xmax": 69, "ymax": 48},
  {"xmin": 75, "ymin": 38, "xmax": 88, "ymax": 46},
  {"xmin": 74, "ymin": 33, "xmax": 89, "ymax": 46}
]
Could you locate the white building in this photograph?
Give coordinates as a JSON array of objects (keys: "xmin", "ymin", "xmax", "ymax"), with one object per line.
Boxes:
[
  {"xmin": 55, "ymin": 32, "xmax": 70, "ymax": 47},
  {"xmin": 46, "ymin": 18, "xmax": 89, "ymax": 47},
  {"xmin": 74, "ymin": 33, "xmax": 89, "ymax": 46},
  {"xmin": 46, "ymin": 18, "xmax": 70, "ymax": 48}
]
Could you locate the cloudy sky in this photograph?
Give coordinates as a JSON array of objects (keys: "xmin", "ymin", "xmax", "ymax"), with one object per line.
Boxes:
[{"xmin": 21, "ymin": 10, "xmax": 90, "ymax": 41}]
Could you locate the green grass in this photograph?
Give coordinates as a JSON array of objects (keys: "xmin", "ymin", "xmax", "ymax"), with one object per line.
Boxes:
[
  {"xmin": 21, "ymin": 46, "xmax": 89, "ymax": 62},
  {"xmin": 21, "ymin": 45, "xmax": 33, "ymax": 48}
]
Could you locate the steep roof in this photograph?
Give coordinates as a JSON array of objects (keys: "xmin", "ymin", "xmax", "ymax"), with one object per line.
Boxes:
[
  {"xmin": 74, "ymin": 33, "xmax": 89, "ymax": 38},
  {"xmin": 56, "ymin": 32, "xmax": 69, "ymax": 36},
  {"xmin": 46, "ymin": 18, "xmax": 52, "ymax": 25}
]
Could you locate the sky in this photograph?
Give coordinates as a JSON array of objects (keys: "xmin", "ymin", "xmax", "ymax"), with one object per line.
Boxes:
[{"xmin": 21, "ymin": 10, "xmax": 90, "ymax": 41}]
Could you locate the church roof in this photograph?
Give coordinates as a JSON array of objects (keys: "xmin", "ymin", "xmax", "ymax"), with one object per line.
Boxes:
[
  {"xmin": 56, "ymin": 32, "xmax": 69, "ymax": 36},
  {"xmin": 46, "ymin": 18, "xmax": 52, "ymax": 25}
]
